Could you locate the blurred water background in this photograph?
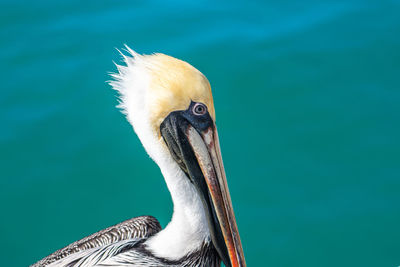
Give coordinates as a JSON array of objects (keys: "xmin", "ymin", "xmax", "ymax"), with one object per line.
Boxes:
[{"xmin": 1, "ymin": 0, "xmax": 400, "ymax": 266}]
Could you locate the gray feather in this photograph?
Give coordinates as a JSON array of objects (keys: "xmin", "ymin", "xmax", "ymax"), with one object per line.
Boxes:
[{"xmin": 31, "ymin": 216, "xmax": 161, "ymax": 267}]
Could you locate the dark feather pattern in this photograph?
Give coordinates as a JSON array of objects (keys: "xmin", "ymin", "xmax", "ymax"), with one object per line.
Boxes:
[
  {"xmin": 31, "ymin": 216, "xmax": 161, "ymax": 267},
  {"xmin": 92, "ymin": 240, "xmax": 220, "ymax": 267}
]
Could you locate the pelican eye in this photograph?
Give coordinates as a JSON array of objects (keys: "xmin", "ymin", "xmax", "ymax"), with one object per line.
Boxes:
[{"xmin": 193, "ymin": 103, "xmax": 207, "ymax": 116}]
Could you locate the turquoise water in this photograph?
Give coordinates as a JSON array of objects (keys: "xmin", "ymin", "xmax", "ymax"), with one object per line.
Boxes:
[{"xmin": 1, "ymin": 0, "xmax": 400, "ymax": 266}]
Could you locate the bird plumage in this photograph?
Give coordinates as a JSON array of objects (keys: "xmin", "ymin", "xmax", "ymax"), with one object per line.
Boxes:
[
  {"xmin": 31, "ymin": 216, "xmax": 161, "ymax": 266},
  {"xmin": 32, "ymin": 215, "xmax": 219, "ymax": 267},
  {"xmin": 32, "ymin": 47, "xmax": 245, "ymax": 267}
]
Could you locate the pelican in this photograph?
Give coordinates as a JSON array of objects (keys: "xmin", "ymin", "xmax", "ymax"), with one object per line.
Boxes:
[{"xmin": 32, "ymin": 47, "xmax": 246, "ymax": 267}]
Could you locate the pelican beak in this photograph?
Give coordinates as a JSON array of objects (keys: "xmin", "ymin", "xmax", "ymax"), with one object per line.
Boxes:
[
  {"xmin": 160, "ymin": 107, "xmax": 246, "ymax": 267},
  {"xmin": 186, "ymin": 125, "xmax": 246, "ymax": 267}
]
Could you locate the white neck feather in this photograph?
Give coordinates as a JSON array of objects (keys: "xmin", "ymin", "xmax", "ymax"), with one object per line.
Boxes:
[{"xmin": 144, "ymin": 147, "xmax": 210, "ymax": 260}]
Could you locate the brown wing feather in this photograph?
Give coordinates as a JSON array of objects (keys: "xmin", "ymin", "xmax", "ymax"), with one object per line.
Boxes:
[{"xmin": 31, "ymin": 215, "xmax": 161, "ymax": 267}]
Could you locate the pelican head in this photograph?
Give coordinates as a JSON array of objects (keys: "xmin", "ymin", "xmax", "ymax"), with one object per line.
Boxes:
[{"xmin": 110, "ymin": 47, "xmax": 245, "ymax": 267}]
